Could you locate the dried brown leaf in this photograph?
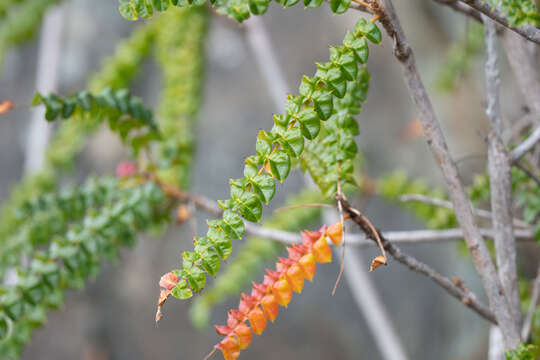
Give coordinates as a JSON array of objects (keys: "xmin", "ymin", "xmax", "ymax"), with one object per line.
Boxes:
[{"xmin": 369, "ymin": 255, "xmax": 387, "ymax": 272}]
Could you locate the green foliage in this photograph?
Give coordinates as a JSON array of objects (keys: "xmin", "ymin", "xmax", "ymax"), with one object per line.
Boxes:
[
  {"xmin": 436, "ymin": 22, "xmax": 484, "ymax": 92},
  {"xmin": 117, "ymin": 0, "xmax": 358, "ymax": 23},
  {"xmin": 505, "ymin": 343, "xmax": 539, "ymax": 360},
  {"xmin": 154, "ymin": 7, "xmax": 207, "ymax": 189},
  {"xmin": 189, "ymin": 188, "xmax": 326, "ymax": 328},
  {"xmin": 490, "ymin": 0, "xmax": 540, "ymax": 26},
  {"xmin": 0, "ymin": 180, "xmax": 167, "ymax": 358},
  {"xmin": 0, "ymin": 0, "xmax": 59, "ymax": 66},
  {"xmin": 32, "ymin": 88, "xmax": 160, "ymax": 155},
  {"xmin": 163, "ymin": 19, "xmax": 381, "ymax": 302},
  {"xmin": 0, "ymin": 21, "xmax": 156, "ymax": 274},
  {"xmin": 0, "ymin": 178, "xmax": 123, "ymax": 275},
  {"xmin": 0, "ymin": 0, "xmax": 25, "ymax": 18}
]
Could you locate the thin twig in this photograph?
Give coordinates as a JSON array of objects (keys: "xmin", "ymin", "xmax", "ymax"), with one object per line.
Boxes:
[
  {"xmin": 459, "ymin": 0, "xmax": 540, "ymax": 45},
  {"xmin": 483, "ymin": 13, "xmax": 521, "ymax": 329},
  {"xmin": 337, "ymin": 195, "xmax": 497, "ymax": 324},
  {"xmin": 433, "ymin": 0, "xmax": 482, "ymax": 23},
  {"xmin": 522, "ymin": 264, "xmax": 540, "ymax": 341},
  {"xmin": 514, "ymin": 161, "xmax": 540, "ymax": 188},
  {"xmin": 510, "ymin": 126, "xmax": 540, "ymax": 163},
  {"xmin": 371, "ymin": 0, "xmax": 520, "ymax": 346},
  {"xmin": 399, "ymin": 193, "xmax": 531, "ymax": 229}
]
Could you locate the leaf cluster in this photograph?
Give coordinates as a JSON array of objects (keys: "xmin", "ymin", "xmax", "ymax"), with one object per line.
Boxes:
[
  {"xmin": 161, "ymin": 19, "xmax": 381, "ymax": 303},
  {"xmin": 32, "ymin": 88, "xmax": 161, "ymax": 155}
]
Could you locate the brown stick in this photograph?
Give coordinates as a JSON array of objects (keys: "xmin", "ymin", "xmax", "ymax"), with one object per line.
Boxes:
[{"xmin": 337, "ymin": 195, "xmax": 497, "ymax": 324}]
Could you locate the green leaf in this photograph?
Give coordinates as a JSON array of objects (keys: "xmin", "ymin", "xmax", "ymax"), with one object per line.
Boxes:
[
  {"xmin": 61, "ymin": 98, "xmax": 77, "ymax": 119},
  {"xmin": 330, "ymin": 0, "xmax": 350, "ymax": 14},
  {"xmin": 249, "ymin": 173, "xmax": 275, "ymax": 204},
  {"xmin": 256, "ymin": 131, "xmax": 273, "ymax": 157},
  {"xmin": 134, "ymin": 0, "xmax": 154, "ymax": 18},
  {"xmin": 268, "ymin": 150, "xmax": 291, "ymax": 182},
  {"xmin": 337, "ymin": 49, "xmax": 357, "ymax": 81},
  {"xmin": 182, "ymin": 266, "xmax": 206, "ymax": 292},
  {"xmin": 152, "ymin": 0, "xmax": 170, "ymax": 11},
  {"xmin": 170, "ymin": 279, "xmax": 193, "ymax": 299},
  {"xmin": 325, "ymin": 66, "xmax": 347, "ymax": 98},
  {"xmin": 313, "ymin": 90, "xmax": 333, "ymax": 120},
  {"xmin": 44, "ymin": 95, "xmax": 63, "ymax": 121},
  {"xmin": 200, "ymin": 249, "xmax": 220, "ymax": 276},
  {"xmin": 273, "ymin": 125, "xmax": 304, "ymax": 157},
  {"xmin": 280, "ymin": 0, "xmax": 299, "ymax": 7},
  {"xmin": 207, "ymin": 229, "xmax": 234, "ymax": 258},
  {"xmin": 297, "ymin": 107, "xmax": 321, "ymax": 140},
  {"xmin": 337, "ymin": 115, "xmax": 359, "ymax": 136},
  {"xmin": 233, "ymin": 191, "xmax": 263, "ymax": 222},
  {"xmin": 119, "ymin": 0, "xmax": 138, "ymax": 20},
  {"xmin": 355, "ymin": 19, "xmax": 382, "ymax": 44},
  {"xmin": 303, "ymin": 0, "xmax": 323, "ymax": 8},
  {"xmin": 249, "ymin": 0, "xmax": 269, "ymax": 14},
  {"xmin": 221, "ymin": 210, "xmax": 245, "ymax": 239}
]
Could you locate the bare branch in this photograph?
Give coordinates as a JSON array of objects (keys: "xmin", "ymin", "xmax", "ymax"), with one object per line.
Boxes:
[
  {"xmin": 399, "ymin": 193, "xmax": 531, "ymax": 229},
  {"xmin": 372, "ymin": 0, "xmax": 520, "ymax": 346},
  {"xmin": 522, "ymin": 264, "xmax": 540, "ymax": 341},
  {"xmin": 483, "ymin": 13, "xmax": 521, "ymax": 329},
  {"xmin": 510, "ymin": 126, "xmax": 540, "ymax": 163},
  {"xmin": 243, "ymin": 222, "xmax": 535, "ymax": 246},
  {"xmin": 460, "ymin": 0, "xmax": 540, "ymax": 45},
  {"xmin": 337, "ymin": 195, "xmax": 497, "ymax": 324},
  {"xmin": 433, "ymin": 0, "xmax": 482, "ymax": 23}
]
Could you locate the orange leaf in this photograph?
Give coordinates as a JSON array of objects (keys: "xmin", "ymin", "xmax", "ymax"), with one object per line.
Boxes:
[
  {"xmin": 287, "ymin": 245, "xmax": 307, "ymax": 261},
  {"xmin": 216, "ymin": 325, "xmax": 233, "ymax": 336},
  {"xmin": 247, "ymin": 306, "xmax": 267, "ymax": 335},
  {"xmin": 0, "ymin": 100, "xmax": 14, "ymax": 115},
  {"xmin": 298, "ymin": 253, "xmax": 316, "ymax": 281},
  {"xmin": 326, "ymin": 222, "xmax": 343, "ymax": 246},
  {"xmin": 159, "ymin": 272, "xmax": 178, "ymax": 290},
  {"xmin": 369, "ymin": 256, "xmax": 387, "ymax": 272},
  {"xmin": 260, "ymin": 294, "xmax": 279, "ymax": 322},
  {"xmin": 239, "ymin": 293, "xmax": 257, "ymax": 315},
  {"xmin": 312, "ymin": 236, "xmax": 332, "ymax": 263},
  {"xmin": 272, "ymin": 278, "xmax": 292, "ymax": 306},
  {"xmin": 233, "ymin": 323, "xmax": 252, "ymax": 349},
  {"xmin": 217, "ymin": 336, "xmax": 241, "ymax": 360},
  {"xmin": 286, "ymin": 264, "xmax": 305, "ymax": 293},
  {"xmin": 301, "ymin": 230, "xmax": 321, "ymax": 247}
]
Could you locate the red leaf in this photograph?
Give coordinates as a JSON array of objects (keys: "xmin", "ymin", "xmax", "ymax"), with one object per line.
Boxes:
[{"xmin": 159, "ymin": 272, "xmax": 179, "ymax": 290}]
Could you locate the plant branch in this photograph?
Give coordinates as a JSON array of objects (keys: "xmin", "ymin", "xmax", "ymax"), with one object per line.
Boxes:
[
  {"xmin": 483, "ymin": 14, "xmax": 521, "ymax": 330},
  {"xmin": 510, "ymin": 126, "xmax": 540, "ymax": 163},
  {"xmin": 522, "ymin": 264, "xmax": 540, "ymax": 341},
  {"xmin": 336, "ymin": 194, "xmax": 497, "ymax": 324},
  {"xmin": 459, "ymin": 0, "xmax": 540, "ymax": 45},
  {"xmin": 433, "ymin": 0, "xmax": 482, "ymax": 23},
  {"xmin": 371, "ymin": 0, "xmax": 520, "ymax": 346},
  {"xmin": 399, "ymin": 193, "xmax": 531, "ymax": 229}
]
